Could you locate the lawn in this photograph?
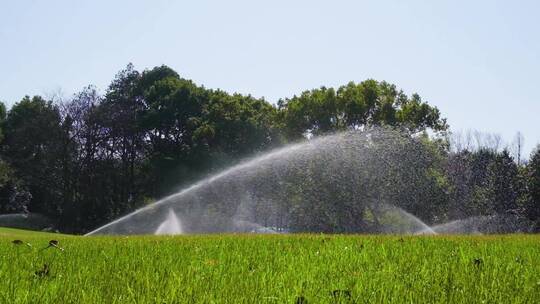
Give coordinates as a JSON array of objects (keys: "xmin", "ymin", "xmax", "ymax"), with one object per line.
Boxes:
[{"xmin": 0, "ymin": 228, "xmax": 538, "ymax": 303}]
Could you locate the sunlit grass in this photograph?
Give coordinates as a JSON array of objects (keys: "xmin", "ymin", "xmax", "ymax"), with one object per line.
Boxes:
[{"xmin": 0, "ymin": 229, "xmax": 538, "ymax": 303}]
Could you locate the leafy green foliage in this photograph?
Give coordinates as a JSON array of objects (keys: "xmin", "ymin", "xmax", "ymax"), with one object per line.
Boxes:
[
  {"xmin": 0, "ymin": 64, "xmax": 538, "ymax": 233},
  {"xmin": 1, "ymin": 96, "xmax": 66, "ymax": 216},
  {"xmin": 526, "ymin": 147, "xmax": 540, "ymax": 229},
  {"xmin": 278, "ymin": 80, "xmax": 447, "ymax": 139}
]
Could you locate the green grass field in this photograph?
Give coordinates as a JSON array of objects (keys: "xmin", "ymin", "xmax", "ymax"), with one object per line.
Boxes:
[{"xmin": 0, "ymin": 227, "xmax": 539, "ymax": 303}]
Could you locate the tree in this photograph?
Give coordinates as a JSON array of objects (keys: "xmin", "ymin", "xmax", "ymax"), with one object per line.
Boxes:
[
  {"xmin": 140, "ymin": 69, "xmax": 207, "ymax": 158},
  {"xmin": 511, "ymin": 131, "xmax": 525, "ymax": 166},
  {"xmin": 8, "ymin": 64, "xmax": 520, "ymax": 234},
  {"xmin": 1, "ymin": 96, "xmax": 66, "ymax": 217},
  {"xmin": 205, "ymin": 92, "xmax": 280, "ymax": 157},
  {"xmin": 0, "ymin": 101, "xmax": 6, "ymax": 143},
  {"xmin": 278, "ymin": 80, "xmax": 447, "ymax": 140},
  {"xmin": 100, "ymin": 64, "xmax": 147, "ymax": 213},
  {"xmin": 138, "ymin": 66, "xmax": 282, "ymax": 196},
  {"xmin": 526, "ymin": 146, "xmax": 540, "ymax": 230},
  {"xmin": 139, "ymin": 67, "xmax": 209, "ymax": 194},
  {"xmin": 488, "ymin": 150, "xmax": 519, "ymax": 214},
  {"xmin": 57, "ymin": 86, "xmax": 114, "ymax": 231},
  {"xmin": 445, "ymin": 149, "xmax": 498, "ymax": 218},
  {"xmin": 0, "ymin": 100, "xmax": 32, "ymax": 214}
]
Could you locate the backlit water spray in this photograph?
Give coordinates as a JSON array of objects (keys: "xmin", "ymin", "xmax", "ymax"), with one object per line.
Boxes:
[
  {"xmin": 85, "ymin": 128, "xmax": 533, "ymax": 236},
  {"xmin": 155, "ymin": 209, "xmax": 183, "ymax": 235}
]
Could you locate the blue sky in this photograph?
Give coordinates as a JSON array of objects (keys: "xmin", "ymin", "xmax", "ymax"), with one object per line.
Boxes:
[{"xmin": 1, "ymin": 0, "xmax": 539, "ymax": 155}]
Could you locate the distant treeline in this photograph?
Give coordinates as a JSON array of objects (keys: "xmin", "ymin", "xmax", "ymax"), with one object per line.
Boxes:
[{"xmin": 0, "ymin": 64, "xmax": 538, "ymax": 233}]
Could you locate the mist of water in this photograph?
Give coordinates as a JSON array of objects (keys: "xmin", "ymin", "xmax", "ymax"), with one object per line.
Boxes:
[
  {"xmin": 84, "ymin": 128, "xmax": 533, "ymax": 236},
  {"xmin": 428, "ymin": 214, "xmax": 533, "ymax": 234},
  {"xmin": 155, "ymin": 209, "xmax": 183, "ymax": 235}
]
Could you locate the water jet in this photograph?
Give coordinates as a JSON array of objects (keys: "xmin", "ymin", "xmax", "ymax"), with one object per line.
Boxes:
[
  {"xmin": 155, "ymin": 209, "xmax": 183, "ymax": 235},
  {"xmin": 85, "ymin": 128, "xmax": 532, "ymax": 236}
]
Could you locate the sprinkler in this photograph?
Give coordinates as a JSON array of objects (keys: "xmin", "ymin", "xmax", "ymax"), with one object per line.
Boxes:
[
  {"xmin": 41, "ymin": 240, "xmax": 64, "ymax": 251},
  {"xmin": 12, "ymin": 239, "xmax": 32, "ymax": 247}
]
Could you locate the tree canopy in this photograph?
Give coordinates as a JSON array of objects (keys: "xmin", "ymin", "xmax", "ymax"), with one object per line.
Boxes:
[
  {"xmin": 0, "ymin": 64, "xmax": 538, "ymax": 234},
  {"xmin": 278, "ymin": 80, "xmax": 447, "ymax": 139}
]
